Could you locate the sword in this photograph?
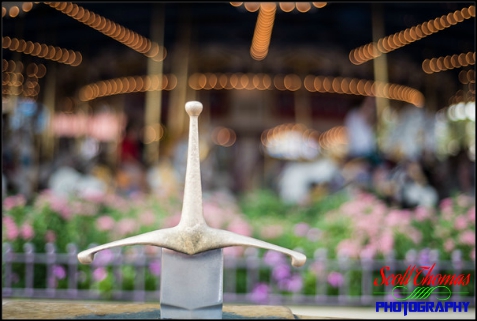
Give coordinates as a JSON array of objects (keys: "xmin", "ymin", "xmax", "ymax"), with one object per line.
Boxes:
[{"xmin": 77, "ymin": 101, "xmax": 307, "ymax": 319}]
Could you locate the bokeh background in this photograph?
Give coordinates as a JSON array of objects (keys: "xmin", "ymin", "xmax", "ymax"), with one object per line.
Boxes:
[{"xmin": 2, "ymin": 1, "xmax": 475, "ymax": 309}]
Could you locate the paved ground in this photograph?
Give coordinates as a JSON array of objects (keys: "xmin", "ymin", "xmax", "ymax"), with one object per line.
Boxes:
[
  {"xmin": 3, "ymin": 299, "xmax": 475, "ymax": 319},
  {"xmin": 287, "ymin": 305, "xmax": 476, "ymax": 319}
]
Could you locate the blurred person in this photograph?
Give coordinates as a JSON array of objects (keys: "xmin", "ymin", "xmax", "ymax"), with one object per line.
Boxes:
[
  {"xmin": 341, "ymin": 157, "xmax": 374, "ymax": 192},
  {"xmin": 449, "ymin": 148, "xmax": 475, "ymax": 196},
  {"xmin": 370, "ymin": 158, "xmax": 397, "ymax": 205},
  {"xmin": 278, "ymin": 156, "xmax": 342, "ymax": 205},
  {"xmin": 383, "ymin": 104, "xmax": 434, "ymax": 162},
  {"xmin": 419, "ymin": 149, "xmax": 450, "ymax": 201},
  {"xmin": 146, "ymin": 156, "xmax": 180, "ymax": 199},
  {"xmin": 344, "ymin": 96, "xmax": 378, "ymax": 161},
  {"xmin": 119, "ymin": 123, "xmax": 142, "ymax": 164},
  {"xmin": 388, "ymin": 159, "xmax": 438, "ymax": 209},
  {"xmin": 116, "ymin": 122, "xmax": 147, "ymax": 196}
]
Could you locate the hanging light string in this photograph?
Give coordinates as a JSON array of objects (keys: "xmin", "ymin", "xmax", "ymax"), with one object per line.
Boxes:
[
  {"xmin": 232, "ymin": 3, "xmax": 328, "ymax": 61},
  {"xmin": 422, "ymin": 51, "xmax": 475, "ymax": 74},
  {"xmin": 3, "ymin": 59, "xmax": 46, "ymax": 99},
  {"xmin": 349, "ymin": 5, "xmax": 475, "ymax": 65},
  {"xmin": 43, "ymin": 2, "xmax": 166, "ymax": 62},
  {"xmin": 2, "ymin": 36, "xmax": 82, "ymax": 66},
  {"xmin": 250, "ymin": 3, "xmax": 276, "ymax": 61},
  {"xmin": 2, "ymin": 2, "xmax": 36, "ymax": 18},
  {"xmin": 230, "ymin": 2, "xmax": 327, "ymax": 13},
  {"xmin": 78, "ymin": 72, "xmax": 424, "ymax": 107}
]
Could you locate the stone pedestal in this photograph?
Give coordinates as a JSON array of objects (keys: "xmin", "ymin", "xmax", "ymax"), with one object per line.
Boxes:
[{"xmin": 2, "ymin": 300, "xmax": 341, "ymax": 319}]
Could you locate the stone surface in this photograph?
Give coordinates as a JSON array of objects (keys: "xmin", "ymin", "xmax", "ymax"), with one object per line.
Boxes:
[{"xmin": 2, "ymin": 301, "xmax": 298, "ymax": 319}]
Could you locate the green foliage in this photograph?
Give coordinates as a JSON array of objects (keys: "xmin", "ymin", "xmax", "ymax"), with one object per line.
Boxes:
[
  {"xmin": 239, "ymin": 189, "xmax": 292, "ymax": 219},
  {"xmin": 1, "ymin": 189, "xmax": 475, "ymax": 302}
]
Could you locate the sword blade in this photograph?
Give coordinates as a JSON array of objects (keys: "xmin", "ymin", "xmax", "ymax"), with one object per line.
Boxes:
[{"xmin": 160, "ymin": 248, "xmax": 223, "ymax": 319}]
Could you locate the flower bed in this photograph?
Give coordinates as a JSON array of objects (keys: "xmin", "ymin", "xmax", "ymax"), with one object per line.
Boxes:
[{"xmin": 2, "ymin": 188, "xmax": 475, "ymax": 302}]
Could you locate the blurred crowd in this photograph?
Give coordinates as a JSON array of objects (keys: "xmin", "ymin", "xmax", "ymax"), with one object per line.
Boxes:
[
  {"xmin": 276, "ymin": 96, "xmax": 474, "ymax": 209},
  {"xmin": 2, "ymin": 96, "xmax": 475, "ymax": 211}
]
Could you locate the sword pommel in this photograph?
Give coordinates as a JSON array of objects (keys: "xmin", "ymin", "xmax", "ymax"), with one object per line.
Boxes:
[{"xmin": 185, "ymin": 101, "xmax": 203, "ymax": 116}]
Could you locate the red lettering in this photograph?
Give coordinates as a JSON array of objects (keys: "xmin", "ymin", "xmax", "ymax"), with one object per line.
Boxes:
[
  {"xmin": 462, "ymin": 274, "xmax": 471, "ymax": 286},
  {"xmin": 374, "ymin": 266, "xmax": 390, "ymax": 286},
  {"xmin": 413, "ymin": 269, "xmax": 423, "ymax": 286},
  {"xmin": 392, "ymin": 273, "xmax": 404, "ymax": 286}
]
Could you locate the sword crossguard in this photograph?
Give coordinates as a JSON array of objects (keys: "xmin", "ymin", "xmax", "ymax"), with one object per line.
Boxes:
[{"xmin": 78, "ymin": 101, "xmax": 306, "ymax": 268}]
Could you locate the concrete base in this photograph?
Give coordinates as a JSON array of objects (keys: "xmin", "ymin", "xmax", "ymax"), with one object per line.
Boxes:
[{"xmin": 2, "ymin": 300, "xmax": 331, "ymax": 319}]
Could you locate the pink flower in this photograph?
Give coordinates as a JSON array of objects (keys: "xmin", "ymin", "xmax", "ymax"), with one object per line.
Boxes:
[
  {"xmin": 96, "ymin": 216, "xmax": 115, "ymax": 231},
  {"xmin": 327, "ymin": 271, "xmax": 344, "ymax": 287},
  {"xmin": 272, "ymin": 264, "xmax": 291, "ymax": 281},
  {"xmin": 92, "ymin": 267, "xmax": 108, "ymax": 282},
  {"xmin": 250, "ymin": 283, "xmax": 270, "ymax": 304},
  {"xmin": 162, "ymin": 212, "xmax": 181, "ymax": 228},
  {"xmin": 378, "ymin": 233, "xmax": 394, "ymax": 255},
  {"xmin": 223, "ymin": 246, "xmax": 244, "ymax": 257},
  {"xmin": 3, "ymin": 194, "xmax": 26, "ymax": 210},
  {"xmin": 144, "ymin": 245, "xmax": 160, "ymax": 256},
  {"xmin": 360, "ymin": 192, "xmax": 377, "ymax": 204},
  {"xmin": 149, "ymin": 260, "xmax": 161, "ymax": 276},
  {"xmin": 203, "ymin": 202, "xmax": 225, "ymax": 229},
  {"xmin": 3, "ymin": 197, "xmax": 16, "ymax": 210},
  {"xmin": 310, "ymin": 261, "xmax": 326, "ymax": 277},
  {"xmin": 360, "ymin": 245, "xmax": 377, "ymax": 259},
  {"xmin": 282, "ymin": 274, "xmax": 303, "ymax": 293},
  {"xmin": 264, "ymin": 250, "xmax": 286, "ymax": 266},
  {"xmin": 104, "ymin": 194, "xmax": 130, "ymax": 211},
  {"xmin": 459, "ymin": 231, "xmax": 475, "ymax": 246},
  {"xmin": 370, "ymin": 203, "xmax": 387, "ymax": 217},
  {"xmin": 117, "ymin": 218, "xmax": 138, "ymax": 236},
  {"xmin": 45, "ymin": 230, "xmax": 56, "ymax": 243},
  {"xmin": 20, "ymin": 224, "xmax": 34, "ymax": 240},
  {"xmin": 53, "ymin": 265, "xmax": 66, "ymax": 279},
  {"xmin": 454, "ymin": 216, "xmax": 468, "ymax": 230},
  {"xmin": 81, "ymin": 202, "xmax": 98, "ymax": 216},
  {"xmin": 140, "ymin": 210, "xmax": 156, "ymax": 226},
  {"xmin": 260, "ymin": 225, "xmax": 284, "ymax": 239},
  {"xmin": 457, "ymin": 194, "xmax": 472, "ymax": 208},
  {"xmin": 94, "ymin": 249, "xmax": 114, "ymax": 266},
  {"xmin": 227, "ymin": 219, "xmax": 252, "ymax": 237},
  {"xmin": 414, "ymin": 206, "xmax": 432, "ymax": 221},
  {"xmin": 336, "ymin": 239, "xmax": 361, "ymax": 258},
  {"xmin": 470, "ymin": 248, "xmax": 475, "ymax": 261},
  {"xmin": 306, "ymin": 228, "xmax": 322, "ymax": 242},
  {"xmin": 48, "ymin": 194, "xmax": 70, "ymax": 217},
  {"xmin": 467, "ymin": 206, "xmax": 475, "ymax": 222},
  {"xmin": 387, "ymin": 209, "xmax": 405, "ymax": 227},
  {"xmin": 293, "ymin": 222, "xmax": 310, "ymax": 237},
  {"xmin": 69, "ymin": 201, "xmax": 95, "ymax": 216},
  {"xmin": 441, "ymin": 206, "xmax": 454, "ymax": 221},
  {"xmin": 440, "ymin": 198, "xmax": 453, "ymax": 211},
  {"xmin": 356, "ymin": 218, "xmax": 380, "ymax": 239},
  {"xmin": 82, "ymin": 191, "xmax": 105, "ymax": 204},
  {"xmin": 341, "ymin": 201, "xmax": 367, "ymax": 216},
  {"xmin": 3, "ymin": 217, "xmax": 19, "ymax": 241},
  {"xmin": 407, "ymin": 229, "xmax": 422, "ymax": 245},
  {"xmin": 444, "ymin": 239, "xmax": 455, "ymax": 252},
  {"xmin": 58, "ymin": 207, "xmax": 72, "ymax": 220}
]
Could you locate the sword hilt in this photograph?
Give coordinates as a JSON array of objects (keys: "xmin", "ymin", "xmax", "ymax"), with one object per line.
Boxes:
[{"xmin": 78, "ymin": 101, "xmax": 306, "ymax": 267}]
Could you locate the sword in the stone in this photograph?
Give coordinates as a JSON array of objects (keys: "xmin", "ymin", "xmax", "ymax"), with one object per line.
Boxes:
[{"xmin": 77, "ymin": 101, "xmax": 306, "ymax": 319}]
